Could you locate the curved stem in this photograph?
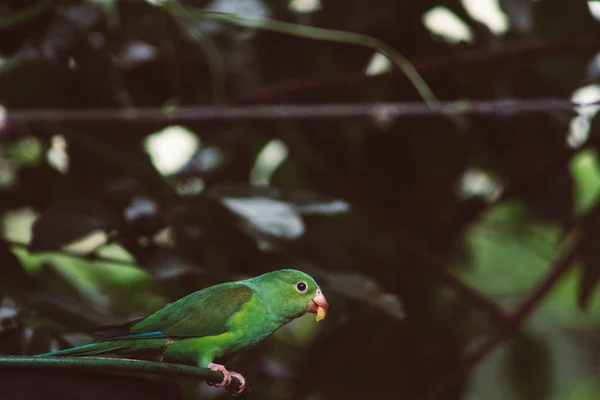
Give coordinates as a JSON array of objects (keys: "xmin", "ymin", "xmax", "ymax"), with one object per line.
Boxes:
[
  {"xmin": 164, "ymin": 6, "xmax": 437, "ymax": 105},
  {"xmin": 168, "ymin": 3, "xmax": 227, "ymax": 104}
]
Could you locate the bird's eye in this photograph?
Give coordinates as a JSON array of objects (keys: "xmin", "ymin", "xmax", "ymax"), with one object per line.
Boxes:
[{"xmin": 295, "ymin": 281, "xmax": 308, "ymax": 293}]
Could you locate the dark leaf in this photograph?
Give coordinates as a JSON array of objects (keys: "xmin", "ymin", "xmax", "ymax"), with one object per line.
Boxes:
[
  {"xmin": 65, "ymin": 132, "xmax": 175, "ymax": 205},
  {"xmin": 24, "ymin": 326, "xmax": 53, "ymax": 355},
  {"xmin": 29, "ymin": 207, "xmax": 116, "ymax": 251},
  {"xmin": 577, "ymin": 201, "xmax": 600, "ymax": 310},
  {"xmin": 0, "ymin": 298, "xmax": 24, "ymax": 355},
  {"xmin": 0, "ymin": 325, "xmax": 25, "ymax": 355},
  {"xmin": 532, "ymin": 0, "xmax": 597, "ymax": 38},
  {"xmin": 503, "ymin": 330, "xmax": 552, "ymax": 400},
  {"xmin": 499, "ymin": 0, "xmax": 534, "ymax": 34},
  {"xmin": 22, "ymin": 291, "xmax": 121, "ymax": 333},
  {"xmin": 209, "ymin": 184, "xmax": 350, "ymax": 214},
  {"xmin": 326, "ymin": 271, "xmax": 404, "ymax": 320},
  {"xmin": 578, "ymin": 246, "xmax": 600, "ymax": 311},
  {"xmin": 34, "ymin": 265, "xmax": 87, "ymax": 299},
  {"xmin": 221, "ymin": 196, "xmax": 305, "ymax": 240},
  {"xmin": 0, "ymin": 0, "xmax": 56, "ymax": 56},
  {"xmin": 0, "ymin": 297, "xmax": 19, "ymax": 332},
  {"xmin": 476, "ymin": 113, "xmax": 575, "ymax": 228},
  {"xmin": 39, "ymin": 3, "xmax": 103, "ymax": 65},
  {"xmin": 0, "ymin": 56, "xmax": 70, "ymax": 108},
  {"xmin": 294, "ymin": 199, "xmax": 350, "ymax": 215},
  {"xmin": 0, "ymin": 240, "xmax": 40, "ymax": 296},
  {"xmin": 65, "ymin": 4, "xmax": 132, "ymax": 107}
]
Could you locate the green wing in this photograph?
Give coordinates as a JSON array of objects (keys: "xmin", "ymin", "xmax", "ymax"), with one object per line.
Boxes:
[{"xmin": 97, "ymin": 283, "xmax": 254, "ymax": 340}]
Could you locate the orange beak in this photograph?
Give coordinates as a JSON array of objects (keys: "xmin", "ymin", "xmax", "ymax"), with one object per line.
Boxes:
[{"xmin": 306, "ymin": 289, "xmax": 329, "ymax": 322}]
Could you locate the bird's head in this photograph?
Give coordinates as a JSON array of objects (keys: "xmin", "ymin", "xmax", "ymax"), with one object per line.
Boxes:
[{"xmin": 252, "ymin": 269, "xmax": 329, "ymax": 323}]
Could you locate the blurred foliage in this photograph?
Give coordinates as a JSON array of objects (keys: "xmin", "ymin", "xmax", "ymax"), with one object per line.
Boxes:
[{"xmin": 1, "ymin": 0, "xmax": 600, "ymax": 399}]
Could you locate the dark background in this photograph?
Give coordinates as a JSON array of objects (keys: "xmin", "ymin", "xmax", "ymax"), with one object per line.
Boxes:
[{"xmin": 2, "ymin": 0, "xmax": 600, "ymax": 399}]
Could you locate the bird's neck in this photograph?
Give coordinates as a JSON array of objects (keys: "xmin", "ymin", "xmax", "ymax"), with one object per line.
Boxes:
[{"xmin": 247, "ymin": 280, "xmax": 303, "ymax": 327}]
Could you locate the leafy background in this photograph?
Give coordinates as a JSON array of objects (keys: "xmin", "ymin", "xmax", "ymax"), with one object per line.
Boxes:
[{"xmin": 2, "ymin": 0, "xmax": 600, "ymax": 399}]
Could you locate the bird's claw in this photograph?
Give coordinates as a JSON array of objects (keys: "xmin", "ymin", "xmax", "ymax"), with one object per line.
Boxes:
[
  {"xmin": 206, "ymin": 363, "xmax": 246, "ymax": 396},
  {"xmin": 207, "ymin": 362, "xmax": 232, "ymax": 388},
  {"xmin": 227, "ymin": 371, "xmax": 246, "ymax": 396}
]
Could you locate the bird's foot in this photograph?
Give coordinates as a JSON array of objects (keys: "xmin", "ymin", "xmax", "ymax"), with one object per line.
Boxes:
[
  {"xmin": 227, "ymin": 371, "xmax": 246, "ymax": 397},
  {"xmin": 207, "ymin": 362, "xmax": 231, "ymax": 388}
]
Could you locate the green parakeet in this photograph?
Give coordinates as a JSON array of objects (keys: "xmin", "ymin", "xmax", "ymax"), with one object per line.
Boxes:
[{"xmin": 36, "ymin": 269, "xmax": 328, "ymax": 395}]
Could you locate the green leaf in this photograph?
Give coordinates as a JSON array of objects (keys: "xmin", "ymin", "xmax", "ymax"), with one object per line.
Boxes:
[
  {"xmin": 326, "ymin": 271, "xmax": 404, "ymax": 319},
  {"xmin": 221, "ymin": 197, "xmax": 305, "ymax": 240},
  {"xmin": 571, "ymin": 149, "xmax": 600, "ymax": 215},
  {"xmin": 571, "ymin": 150, "xmax": 600, "ymax": 309},
  {"xmin": 461, "ymin": 201, "xmax": 564, "ymax": 303}
]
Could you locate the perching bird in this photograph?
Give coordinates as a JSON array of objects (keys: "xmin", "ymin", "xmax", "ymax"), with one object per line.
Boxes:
[{"xmin": 36, "ymin": 269, "xmax": 328, "ymax": 396}]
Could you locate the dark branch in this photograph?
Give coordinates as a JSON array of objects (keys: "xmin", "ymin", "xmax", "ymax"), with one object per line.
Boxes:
[
  {"xmin": 390, "ymin": 226, "xmax": 510, "ymax": 324},
  {"xmin": 420, "ymin": 235, "xmax": 584, "ymax": 400},
  {"xmin": 0, "ymin": 356, "xmax": 245, "ymax": 395},
  {"xmin": 0, "ymin": 99, "xmax": 595, "ymax": 131},
  {"xmin": 236, "ymin": 36, "xmax": 600, "ymax": 104}
]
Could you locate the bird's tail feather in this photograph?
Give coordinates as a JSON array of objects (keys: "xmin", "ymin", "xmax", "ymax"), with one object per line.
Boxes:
[{"xmin": 35, "ymin": 342, "xmax": 125, "ymax": 357}]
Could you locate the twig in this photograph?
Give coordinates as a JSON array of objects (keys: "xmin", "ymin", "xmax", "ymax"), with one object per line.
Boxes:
[
  {"xmin": 0, "ymin": 356, "xmax": 244, "ymax": 393},
  {"xmin": 416, "ymin": 121, "xmax": 592, "ymax": 324},
  {"xmin": 236, "ymin": 36, "xmax": 600, "ymax": 104},
  {"xmin": 420, "ymin": 239, "xmax": 581, "ymax": 400},
  {"xmin": 422, "ymin": 155, "xmax": 600, "ymax": 397},
  {"xmin": 390, "ymin": 226, "xmax": 509, "ymax": 323},
  {"xmin": 0, "ymin": 99, "xmax": 594, "ymax": 129},
  {"xmin": 171, "ymin": 6, "xmax": 437, "ymax": 105}
]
